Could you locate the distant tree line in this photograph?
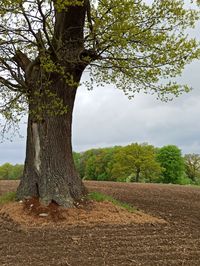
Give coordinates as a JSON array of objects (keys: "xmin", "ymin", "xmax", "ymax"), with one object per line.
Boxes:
[
  {"xmin": 73, "ymin": 143, "xmax": 200, "ymax": 185},
  {"xmin": 1, "ymin": 143, "xmax": 200, "ymax": 185}
]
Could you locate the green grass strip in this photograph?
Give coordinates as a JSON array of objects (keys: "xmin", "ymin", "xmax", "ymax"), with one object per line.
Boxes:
[
  {"xmin": 87, "ymin": 191, "xmax": 136, "ymax": 213},
  {"xmin": 0, "ymin": 192, "xmax": 16, "ymax": 204}
]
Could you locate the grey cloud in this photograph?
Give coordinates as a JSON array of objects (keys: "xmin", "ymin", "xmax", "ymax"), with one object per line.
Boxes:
[{"xmin": 72, "ymin": 59, "xmax": 200, "ymax": 154}]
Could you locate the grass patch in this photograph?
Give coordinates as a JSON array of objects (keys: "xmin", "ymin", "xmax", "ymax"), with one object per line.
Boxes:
[
  {"xmin": 0, "ymin": 192, "xmax": 16, "ymax": 204},
  {"xmin": 185, "ymin": 184, "xmax": 200, "ymax": 189},
  {"xmin": 87, "ymin": 191, "xmax": 136, "ymax": 213}
]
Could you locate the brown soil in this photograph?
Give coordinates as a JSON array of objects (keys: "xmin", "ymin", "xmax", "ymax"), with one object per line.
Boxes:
[{"xmin": 0, "ymin": 180, "xmax": 200, "ymax": 266}]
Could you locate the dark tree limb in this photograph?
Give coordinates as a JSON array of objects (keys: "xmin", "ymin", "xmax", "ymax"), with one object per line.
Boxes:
[
  {"xmin": 79, "ymin": 48, "xmax": 101, "ymax": 64},
  {"xmin": 53, "ymin": 0, "xmax": 87, "ymax": 47},
  {"xmin": 0, "ymin": 76, "xmax": 23, "ymax": 92},
  {"xmin": 13, "ymin": 50, "xmax": 31, "ymax": 72}
]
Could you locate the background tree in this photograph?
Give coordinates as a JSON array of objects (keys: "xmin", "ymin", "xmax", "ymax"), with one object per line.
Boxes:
[
  {"xmin": 184, "ymin": 154, "xmax": 200, "ymax": 182},
  {"xmin": 9, "ymin": 164, "xmax": 24, "ymax": 180},
  {"xmin": 73, "ymin": 146, "xmax": 120, "ymax": 180},
  {"xmin": 156, "ymin": 145, "xmax": 185, "ymax": 183},
  {"xmin": 111, "ymin": 143, "xmax": 162, "ymax": 182},
  {"xmin": 0, "ymin": 163, "xmax": 13, "ymax": 180},
  {"xmin": 0, "ymin": 163, "xmax": 23, "ymax": 180},
  {"xmin": 73, "ymin": 151, "xmax": 83, "ymax": 177},
  {"xmin": 75, "ymin": 149, "xmax": 101, "ymax": 179},
  {"xmin": 84, "ymin": 147, "xmax": 118, "ymax": 181},
  {"xmin": 0, "ymin": 0, "xmax": 199, "ymax": 206}
]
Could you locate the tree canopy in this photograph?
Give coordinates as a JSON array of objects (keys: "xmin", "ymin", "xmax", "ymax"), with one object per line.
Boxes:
[
  {"xmin": 0, "ymin": 0, "xmax": 200, "ymax": 128},
  {"xmin": 184, "ymin": 153, "xmax": 200, "ymax": 181},
  {"xmin": 111, "ymin": 143, "xmax": 162, "ymax": 182},
  {"xmin": 156, "ymin": 145, "xmax": 185, "ymax": 183}
]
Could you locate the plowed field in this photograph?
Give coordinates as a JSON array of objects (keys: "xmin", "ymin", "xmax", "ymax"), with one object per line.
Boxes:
[{"xmin": 0, "ymin": 180, "xmax": 200, "ymax": 266}]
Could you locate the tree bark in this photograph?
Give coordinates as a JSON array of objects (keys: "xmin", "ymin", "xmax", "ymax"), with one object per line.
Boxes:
[
  {"xmin": 135, "ymin": 169, "xmax": 140, "ymax": 183},
  {"xmin": 16, "ymin": 73, "xmax": 86, "ymax": 207}
]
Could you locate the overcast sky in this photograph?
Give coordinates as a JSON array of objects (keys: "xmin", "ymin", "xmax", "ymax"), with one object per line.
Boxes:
[
  {"xmin": 0, "ymin": 5, "xmax": 200, "ymax": 165},
  {"xmin": 72, "ymin": 59, "xmax": 200, "ymax": 153}
]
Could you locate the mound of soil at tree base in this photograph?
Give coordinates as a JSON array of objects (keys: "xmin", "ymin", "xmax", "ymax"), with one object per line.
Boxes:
[{"xmin": 0, "ymin": 197, "xmax": 165, "ymax": 228}]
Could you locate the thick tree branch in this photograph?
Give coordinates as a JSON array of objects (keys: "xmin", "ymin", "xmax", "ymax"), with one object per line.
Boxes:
[
  {"xmin": 13, "ymin": 50, "xmax": 31, "ymax": 72},
  {"xmin": 53, "ymin": 0, "xmax": 87, "ymax": 47},
  {"xmin": 79, "ymin": 48, "xmax": 101, "ymax": 65},
  {"xmin": 0, "ymin": 76, "xmax": 23, "ymax": 92}
]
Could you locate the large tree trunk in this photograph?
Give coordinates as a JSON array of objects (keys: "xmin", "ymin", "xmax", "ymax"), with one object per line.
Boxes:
[
  {"xmin": 16, "ymin": 74, "xmax": 86, "ymax": 207},
  {"xmin": 16, "ymin": 1, "xmax": 93, "ymax": 207}
]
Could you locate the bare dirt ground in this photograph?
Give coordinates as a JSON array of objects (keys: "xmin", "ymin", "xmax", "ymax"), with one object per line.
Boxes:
[{"xmin": 0, "ymin": 180, "xmax": 200, "ymax": 266}]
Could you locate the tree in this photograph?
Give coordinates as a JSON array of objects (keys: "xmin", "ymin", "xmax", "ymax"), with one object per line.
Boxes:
[
  {"xmin": 184, "ymin": 154, "xmax": 200, "ymax": 182},
  {"xmin": 0, "ymin": 163, "xmax": 24, "ymax": 180},
  {"xmin": 84, "ymin": 147, "xmax": 118, "ymax": 181},
  {"xmin": 0, "ymin": 1, "xmax": 199, "ymax": 206},
  {"xmin": 75, "ymin": 149, "xmax": 101, "ymax": 179},
  {"xmin": 156, "ymin": 145, "xmax": 185, "ymax": 183},
  {"xmin": 111, "ymin": 143, "xmax": 162, "ymax": 182},
  {"xmin": 0, "ymin": 163, "xmax": 13, "ymax": 179},
  {"xmin": 73, "ymin": 151, "xmax": 83, "ymax": 176},
  {"xmin": 9, "ymin": 164, "xmax": 24, "ymax": 180}
]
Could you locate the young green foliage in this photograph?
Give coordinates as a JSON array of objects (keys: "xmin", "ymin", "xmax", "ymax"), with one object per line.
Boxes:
[
  {"xmin": 111, "ymin": 143, "xmax": 162, "ymax": 182},
  {"xmin": 156, "ymin": 145, "xmax": 185, "ymax": 183},
  {"xmin": 0, "ymin": 0, "xmax": 200, "ymax": 130}
]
